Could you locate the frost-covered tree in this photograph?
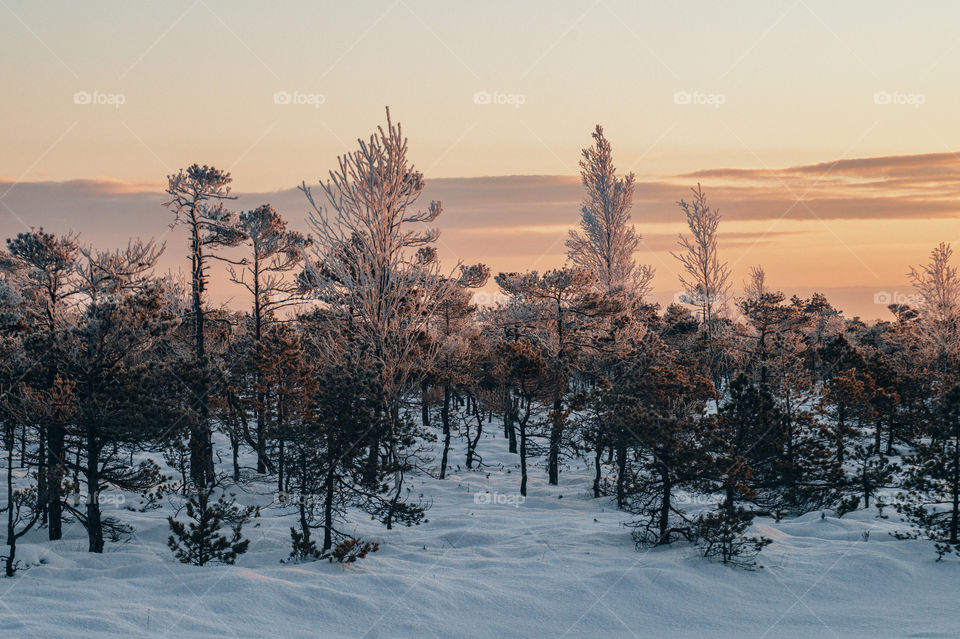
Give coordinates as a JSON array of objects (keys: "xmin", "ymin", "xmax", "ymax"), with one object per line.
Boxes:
[
  {"xmin": 908, "ymin": 242, "xmax": 960, "ymax": 384},
  {"xmin": 2, "ymin": 228, "xmax": 80, "ymax": 540},
  {"xmin": 301, "ymin": 107, "xmax": 455, "ymax": 516},
  {"xmin": 566, "ymin": 125, "xmax": 653, "ymax": 297},
  {"xmin": 0, "ymin": 278, "xmax": 42, "ymax": 576},
  {"xmin": 738, "ymin": 266, "xmax": 800, "ymax": 386},
  {"xmin": 616, "ymin": 340, "xmax": 716, "ymax": 546},
  {"xmin": 672, "ymin": 184, "xmax": 731, "ymax": 338}
]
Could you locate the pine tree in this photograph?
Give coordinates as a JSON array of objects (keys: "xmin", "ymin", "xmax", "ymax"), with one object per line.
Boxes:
[
  {"xmin": 495, "ymin": 267, "xmax": 618, "ymax": 485},
  {"xmin": 167, "ymin": 483, "xmax": 255, "ymax": 566},
  {"xmin": 3, "ymin": 228, "xmax": 79, "ymax": 540},
  {"xmin": 229, "ymin": 204, "xmax": 310, "ymax": 474},
  {"xmin": 694, "ymin": 505, "xmax": 771, "ymax": 568},
  {"xmin": 610, "ymin": 337, "xmax": 716, "ymax": 546},
  {"xmin": 895, "ymin": 385, "xmax": 960, "ymax": 559},
  {"xmin": 164, "ymin": 165, "xmax": 244, "ymax": 488}
]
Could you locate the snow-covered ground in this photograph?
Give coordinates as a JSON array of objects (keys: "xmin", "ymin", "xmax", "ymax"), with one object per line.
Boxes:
[{"xmin": 1, "ymin": 428, "xmax": 957, "ymax": 639}]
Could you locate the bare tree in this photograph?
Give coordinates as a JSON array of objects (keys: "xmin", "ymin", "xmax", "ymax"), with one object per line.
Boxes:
[
  {"xmin": 567, "ymin": 125, "xmax": 653, "ymax": 297},
  {"xmin": 300, "ymin": 107, "xmax": 456, "ymax": 521},
  {"xmin": 672, "ymin": 184, "xmax": 731, "ymax": 334},
  {"xmin": 908, "ymin": 242, "xmax": 960, "ymax": 385}
]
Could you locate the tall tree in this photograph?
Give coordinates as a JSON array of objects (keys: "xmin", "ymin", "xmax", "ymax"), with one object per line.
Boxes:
[
  {"xmin": 301, "ymin": 107, "xmax": 455, "ymax": 516},
  {"xmin": 164, "ymin": 165, "xmax": 244, "ymax": 487},
  {"xmin": 229, "ymin": 203, "xmax": 310, "ymax": 474},
  {"xmin": 672, "ymin": 184, "xmax": 731, "ymax": 334},
  {"xmin": 566, "ymin": 125, "xmax": 653, "ymax": 297}
]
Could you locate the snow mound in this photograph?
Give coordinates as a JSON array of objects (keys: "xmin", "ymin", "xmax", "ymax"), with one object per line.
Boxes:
[{"xmin": 1, "ymin": 429, "xmax": 956, "ymax": 638}]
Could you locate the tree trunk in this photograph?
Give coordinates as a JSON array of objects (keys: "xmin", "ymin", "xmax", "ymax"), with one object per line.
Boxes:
[
  {"xmin": 835, "ymin": 409, "xmax": 846, "ymax": 466},
  {"xmin": 47, "ymin": 421, "xmax": 64, "ymax": 541},
  {"xmin": 363, "ymin": 404, "xmax": 382, "ymax": 487},
  {"xmin": 190, "ymin": 225, "xmax": 213, "ymax": 488},
  {"xmin": 323, "ymin": 463, "xmax": 336, "ymax": 552},
  {"xmin": 658, "ymin": 467, "xmax": 672, "ymax": 545},
  {"xmin": 364, "ymin": 434, "xmax": 380, "ymax": 488},
  {"xmin": 255, "ymin": 391, "xmax": 267, "ymax": 475},
  {"xmin": 593, "ymin": 443, "xmax": 603, "ymax": 499},
  {"xmin": 231, "ymin": 433, "xmax": 240, "ymax": 482},
  {"xmin": 439, "ymin": 386, "xmax": 451, "ymax": 479},
  {"xmin": 466, "ymin": 411, "xmax": 482, "ymax": 469},
  {"xmin": 504, "ymin": 392, "xmax": 517, "ymax": 454},
  {"xmin": 874, "ymin": 417, "xmax": 882, "ymax": 455},
  {"xmin": 547, "ymin": 396, "xmax": 563, "ymax": 485},
  {"xmin": 615, "ymin": 444, "xmax": 627, "ymax": 508},
  {"xmin": 420, "ymin": 379, "xmax": 430, "ymax": 427},
  {"xmin": 951, "ymin": 436, "xmax": 959, "ymax": 545},
  {"xmin": 277, "ymin": 438, "xmax": 285, "ymax": 495},
  {"xmin": 85, "ymin": 421, "xmax": 103, "ymax": 553},
  {"xmin": 886, "ymin": 418, "xmax": 896, "ymax": 456},
  {"xmin": 519, "ymin": 421, "xmax": 528, "ymax": 497},
  {"xmin": 6, "ymin": 444, "xmax": 16, "ymax": 576}
]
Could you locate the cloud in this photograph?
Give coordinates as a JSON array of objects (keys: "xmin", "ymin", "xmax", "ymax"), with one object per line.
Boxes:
[
  {"xmin": 1, "ymin": 151, "xmax": 957, "ymax": 321},
  {"xmin": 5, "ymin": 149, "xmax": 958, "ymax": 242}
]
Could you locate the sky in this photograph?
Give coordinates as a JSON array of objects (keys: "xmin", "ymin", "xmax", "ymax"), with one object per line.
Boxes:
[{"xmin": 1, "ymin": 0, "xmax": 959, "ymax": 319}]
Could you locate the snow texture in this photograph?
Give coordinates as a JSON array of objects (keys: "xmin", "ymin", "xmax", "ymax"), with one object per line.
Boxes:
[{"xmin": 1, "ymin": 428, "xmax": 956, "ymax": 639}]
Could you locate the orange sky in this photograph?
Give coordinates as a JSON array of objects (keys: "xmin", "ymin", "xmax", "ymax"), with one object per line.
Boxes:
[
  {"xmin": 2, "ymin": 149, "xmax": 958, "ymax": 320},
  {"xmin": 1, "ymin": 1, "xmax": 959, "ymax": 319}
]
